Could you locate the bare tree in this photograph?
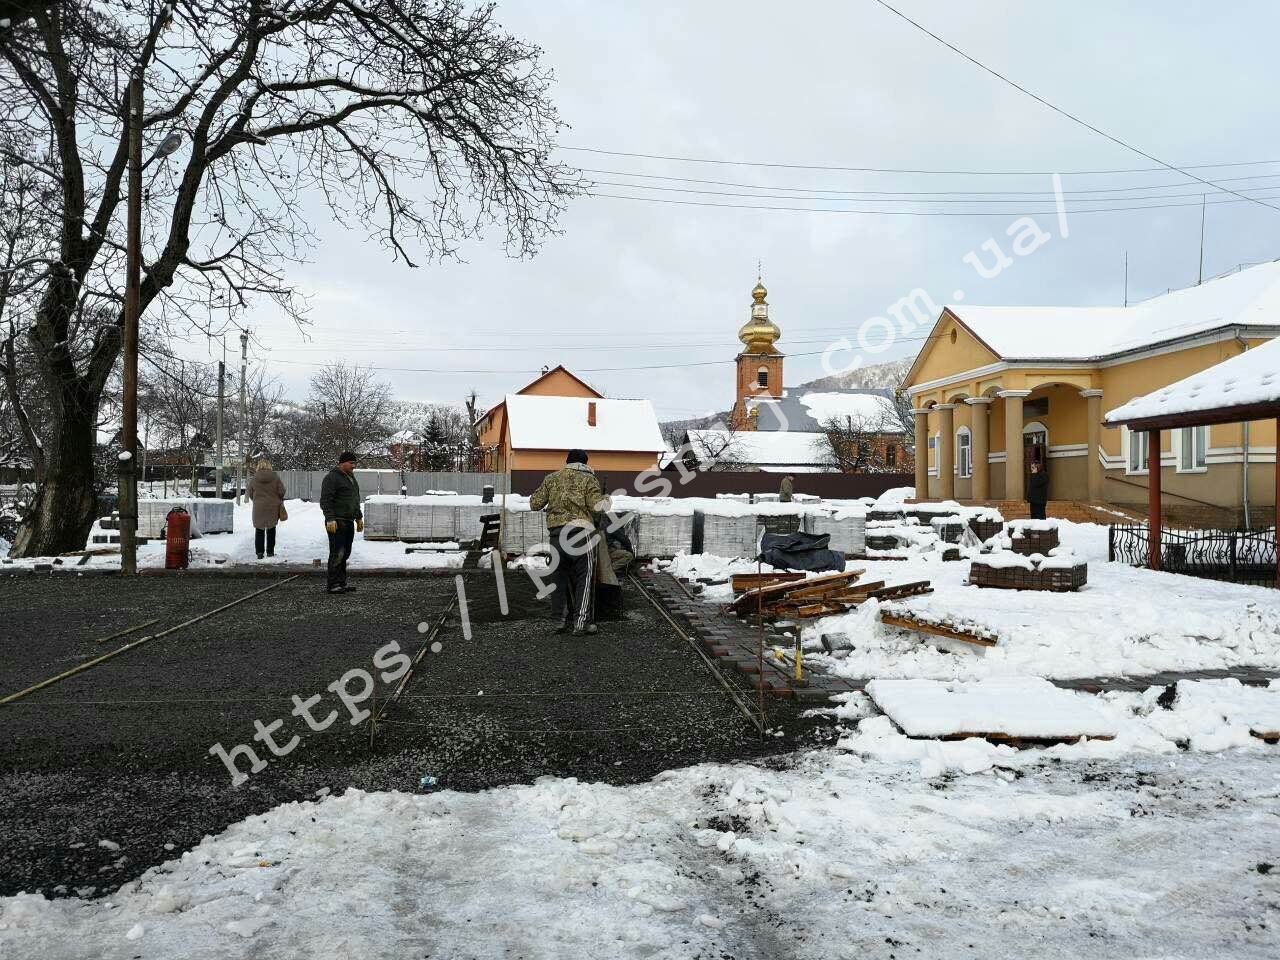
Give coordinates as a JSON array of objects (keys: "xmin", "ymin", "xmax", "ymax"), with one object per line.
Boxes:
[
  {"xmin": 138, "ymin": 357, "xmax": 218, "ymax": 494},
  {"xmin": 1, "ymin": 2, "xmax": 581, "ymax": 556},
  {"xmin": 308, "ymin": 362, "xmax": 393, "ymax": 460},
  {"xmin": 680, "ymin": 424, "xmax": 749, "ymax": 472},
  {"xmin": 890, "ymin": 388, "xmax": 917, "ymax": 452},
  {"xmin": 818, "ymin": 413, "xmax": 894, "ymax": 474}
]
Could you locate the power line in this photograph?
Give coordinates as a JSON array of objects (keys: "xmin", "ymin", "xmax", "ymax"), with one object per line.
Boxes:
[
  {"xmin": 581, "ymin": 166, "xmax": 1280, "ymax": 197},
  {"xmin": 867, "ymin": 0, "xmax": 1280, "ymax": 215},
  {"xmin": 563, "ymin": 146, "xmax": 1280, "ymax": 177},
  {"xmin": 590, "ymin": 191, "xmax": 1280, "ymax": 217},
  {"xmin": 587, "ymin": 178, "xmax": 1280, "ymax": 208}
]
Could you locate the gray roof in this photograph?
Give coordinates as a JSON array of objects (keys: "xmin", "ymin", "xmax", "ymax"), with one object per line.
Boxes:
[{"xmin": 752, "ymin": 388, "xmax": 896, "ymax": 432}]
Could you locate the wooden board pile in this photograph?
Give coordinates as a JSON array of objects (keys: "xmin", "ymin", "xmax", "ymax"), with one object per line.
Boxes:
[{"xmin": 728, "ymin": 569, "xmax": 932, "ymax": 620}]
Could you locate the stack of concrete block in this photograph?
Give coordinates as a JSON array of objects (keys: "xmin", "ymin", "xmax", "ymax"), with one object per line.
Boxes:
[
  {"xmin": 453, "ymin": 504, "xmax": 494, "ymax": 544},
  {"xmin": 396, "ymin": 501, "xmax": 456, "ymax": 542},
  {"xmin": 632, "ymin": 513, "xmax": 694, "ymax": 559},
  {"xmin": 701, "ymin": 514, "xmax": 762, "ymax": 558},
  {"xmin": 500, "ymin": 509, "xmax": 550, "ymax": 555},
  {"xmin": 805, "ymin": 514, "xmax": 866, "ymax": 556},
  {"xmin": 362, "ymin": 499, "xmax": 400, "ymax": 540},
  {"xmin": 137, "ymin": 498, "xmax": 234, "ymax": 538}
]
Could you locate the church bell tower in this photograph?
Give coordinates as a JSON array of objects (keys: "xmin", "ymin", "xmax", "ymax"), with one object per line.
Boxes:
[{"xmin": 730, "ymin": 277, "xmax": 784, "ymax": 430}]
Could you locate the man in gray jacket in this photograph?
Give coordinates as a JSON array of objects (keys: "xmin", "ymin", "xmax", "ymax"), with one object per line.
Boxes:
[{"xmin": 320, "ymin": 451, "xmax": 363, "ymax": 594}]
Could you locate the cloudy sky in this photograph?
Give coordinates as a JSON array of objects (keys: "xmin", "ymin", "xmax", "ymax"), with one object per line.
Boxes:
[{"xmin": 217, "ymin": 0, "xmax": 1280, "ymax": 421}]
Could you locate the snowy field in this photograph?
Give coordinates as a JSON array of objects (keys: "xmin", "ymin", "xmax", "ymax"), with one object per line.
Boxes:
[
  {"xmin": 0, "ymin": 499, "xmax": 463, "ymax": 572},
  {"xmin": 666, "ymin": 518, "xmax": 1280, "ymax": 681},
  {"xmin": 1, "ymin": 742, "xmax": 1277, "ymax": 959}
]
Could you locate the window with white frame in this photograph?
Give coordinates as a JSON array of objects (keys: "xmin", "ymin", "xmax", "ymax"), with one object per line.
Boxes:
[
  {"xmin": 956, "ymin": 427, "xmax": 972, "ymax": 478},
  {"xmin": 1125, "ymin": 427, "xmax": 1150, "ymax": 474},
  {"xmin": 1178, "ymin": 425, "xmax": 1208, "ymax": 472}
]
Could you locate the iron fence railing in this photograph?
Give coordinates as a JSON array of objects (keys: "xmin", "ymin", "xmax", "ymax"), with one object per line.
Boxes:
[{"xmin": 1108, "ymin": 523, "xmax": 1277, "ymax": 588}]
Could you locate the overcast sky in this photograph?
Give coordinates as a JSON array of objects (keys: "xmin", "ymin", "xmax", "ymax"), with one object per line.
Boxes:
[{"xmin": 209, "ymin": 0, "xmax": 1280, "ymax": 421}]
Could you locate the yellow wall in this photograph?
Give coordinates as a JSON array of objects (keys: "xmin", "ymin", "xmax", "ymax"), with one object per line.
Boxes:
[
  {"xmin": 908, "ymin": 313, "xmax": 999, "ymax": 388},
  {"xmin": 509, "ymin": 449, "xmax": 661, "ymax": 473}
]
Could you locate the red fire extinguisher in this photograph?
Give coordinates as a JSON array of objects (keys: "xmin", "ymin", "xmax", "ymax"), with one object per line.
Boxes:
[{"xmin": 165, "ymin": 507, "xmax": 192, "ymax": 570}]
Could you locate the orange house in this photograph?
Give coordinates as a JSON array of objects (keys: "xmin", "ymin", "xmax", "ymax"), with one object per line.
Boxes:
[{"xmin": 475, "ymin": 365, "xmax": 666, "ymax": 472}]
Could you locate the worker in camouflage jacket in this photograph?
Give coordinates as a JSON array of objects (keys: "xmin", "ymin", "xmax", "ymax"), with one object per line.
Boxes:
[{"xmin": 530, "ymin": 449, "xmax": 611, "ymax": 636}]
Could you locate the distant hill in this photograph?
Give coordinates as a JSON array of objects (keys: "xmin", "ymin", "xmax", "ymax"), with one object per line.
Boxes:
[{"xmin": 796, "ymin": 356, "xmax": 913, "ymax": 393}]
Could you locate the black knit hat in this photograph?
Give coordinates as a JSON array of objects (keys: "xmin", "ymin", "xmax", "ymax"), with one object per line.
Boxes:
[
  {"xmin": 338, "ymin": 450, "xmax": 357, "ymax": 464},
  {"xmin": 566, "ymin": 448, "xmax": 589, "ymax": 465}
]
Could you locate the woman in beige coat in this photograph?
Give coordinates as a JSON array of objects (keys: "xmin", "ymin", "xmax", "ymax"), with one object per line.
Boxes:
[{"xmin": 247, "ymin": 458, "xmax": 287, "ymax": 559}]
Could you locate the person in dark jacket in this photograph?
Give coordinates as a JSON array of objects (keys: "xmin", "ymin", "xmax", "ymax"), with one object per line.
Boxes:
[
  {"xmin": 247, "ymin": 457, "xmax": 286, "ymax": 559},
  {"xmin": 320, "ymin": 451, "xmax": 364, "ymax": 594},
  {"xmin": 1027, "ymin": 459, "xmax": 1049, "ymax": 520}
]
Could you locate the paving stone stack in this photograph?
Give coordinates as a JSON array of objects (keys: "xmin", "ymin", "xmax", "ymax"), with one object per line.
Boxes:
[
  {"xmin": 136, "ymin": 498, "xmax": 233, "ymax": 538},
  {"xmin": 632, "ymin": 513, "xmax": 695, "ymax": 559},
  {"xmin": 700, "ymin": 514, "xmax": 762, "ymax": 558},
  {"xmin": 362, "ymin": 499, "xmax": 400, "ymax": 540},
  {"xmin": 805, "ymin": 514, "xmax": 866, "ymax": 556},
  {"xmin": 1009, "ymin": 521, "xmax": 1061, "ymax": 556}
]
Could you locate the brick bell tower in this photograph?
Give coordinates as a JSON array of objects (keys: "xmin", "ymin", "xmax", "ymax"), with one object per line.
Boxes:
[{"xmin": 730, "ymin": 276, "xmax": 783, "ymax": 430}]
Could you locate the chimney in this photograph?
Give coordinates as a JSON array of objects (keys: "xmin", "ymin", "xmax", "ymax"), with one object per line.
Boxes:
[{"xmin": 587, "ymin": 401, "xmax": 597, "ymax": 426}]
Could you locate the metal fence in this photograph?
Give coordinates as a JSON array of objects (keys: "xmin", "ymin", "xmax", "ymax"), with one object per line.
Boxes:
[
  {"xmin": 276, "ymin": 470, "xmax": 507, "ymax": 502},
  {"xmin": 1108, "ymin": 523, "xmax": 1278, "ymax": 588}
]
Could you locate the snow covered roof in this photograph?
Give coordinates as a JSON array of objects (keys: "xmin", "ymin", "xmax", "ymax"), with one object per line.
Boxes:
[
  {"xmin": 1105, "ymin": 336, "xmax": 1280, "ymax": 428},
  {"xmin": 945, "ymin": 259, "xmax": 1280, "ymax": 362},
  {"xmin": 503, "ymin": 394, "xmax": 665, "ymax": 452},
  {"xmin": 748, "ymin": 389, "xmax": 903, "ymax": 433},
  {"xmin": 684, "ymin": 429, "xmax": 830, "ymax": 469}
]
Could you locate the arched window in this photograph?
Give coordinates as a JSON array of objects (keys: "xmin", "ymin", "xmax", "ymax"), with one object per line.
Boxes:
[
  {"xmin": 756, "ymin": 366, "xmax": 769, "ymax": 388},
  {"xmin": 956, "ymin": 426, "xmax": 972, "ymax": 478}
]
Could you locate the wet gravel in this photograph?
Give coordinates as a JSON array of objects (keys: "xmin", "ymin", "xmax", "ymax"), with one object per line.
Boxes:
[{"xmin": 0, "ymin": 568, "xmax": 824, "ymax": 898}]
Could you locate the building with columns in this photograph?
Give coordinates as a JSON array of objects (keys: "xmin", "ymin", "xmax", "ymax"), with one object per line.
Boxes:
[{"xmin": 902, "ymin": 260, "xmax": 1280, "ymax": 524}]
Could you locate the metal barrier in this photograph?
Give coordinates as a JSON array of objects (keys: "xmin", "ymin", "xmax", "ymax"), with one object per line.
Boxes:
[{"xmin": 1108, "ymin": 523, "xmax": 1277, "ymax": 588}]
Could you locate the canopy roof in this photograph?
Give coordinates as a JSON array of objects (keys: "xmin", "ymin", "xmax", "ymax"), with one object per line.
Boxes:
[{"xmin": 1105, "ymin": 336, "xmax": 1280, "ymax": 430}]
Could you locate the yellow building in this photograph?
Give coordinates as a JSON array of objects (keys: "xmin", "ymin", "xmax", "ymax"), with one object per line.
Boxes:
[{"xmin": 902, "ymin": 261, "xmax": 1280, "ymax": 525}]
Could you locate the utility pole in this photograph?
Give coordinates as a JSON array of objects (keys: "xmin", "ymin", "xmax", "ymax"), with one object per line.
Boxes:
[
  {"xmin": 119, "ymin": 73, "xmax": 143, "ymax": 576},
  {"xmin": 215, "ymin": 357, "xmax": 225, "ymax": 498},
  {"xmin": 237, "ymin": 329, "xmax": 248, "ymax": 503},
  {"xmin": 1123, "ymin": 251, "xmax": 1128, "ymax": 307},
  {"xmin": 1198, "ymin": 195, "xmax": 1207, "ymax": 285}
]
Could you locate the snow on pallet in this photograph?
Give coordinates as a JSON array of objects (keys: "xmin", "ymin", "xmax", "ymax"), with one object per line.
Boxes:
[
  {"xmin": 865, "ymin": 677, "xmax": 1118, "ymax": 744},
  {"xmin": 1173, "ymin": 679, "xmax": 1280, "ymax": 743}
]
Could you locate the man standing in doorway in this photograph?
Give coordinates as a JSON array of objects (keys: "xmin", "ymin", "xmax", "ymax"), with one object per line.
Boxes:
[
  {"xmin": 778, "ymin": 474, "xmax": 795, "ymax": 503},
  {"xmin": 321, "ymin": 451, "xmax": 364, "ymax": 594},
  {"xmin": 531, "ymin": 449, "xmax": 610, "ymax": 636}
]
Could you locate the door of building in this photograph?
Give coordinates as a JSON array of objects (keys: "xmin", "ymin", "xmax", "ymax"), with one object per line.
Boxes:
[{"xmin": 1023, "ymin": 429, "xmax": 1047, "ymax": 482}]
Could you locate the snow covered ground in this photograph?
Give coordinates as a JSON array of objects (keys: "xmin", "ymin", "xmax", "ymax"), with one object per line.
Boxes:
[
  {"xmin": 665, "ymin": 518, "xmax": 1280, "ymax": 681},
  {"xmin": 2, "ymin": 729, "xmax": 1277, "ymax": 959},
  {"xmin": 0, "ymin": 499, "xmax": 463, "ymax": 572}
]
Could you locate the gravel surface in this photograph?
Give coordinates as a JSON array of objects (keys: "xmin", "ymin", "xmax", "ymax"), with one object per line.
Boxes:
[{"xmin": 0, "ymin": 568, "xmax": 822, "ymax": 898}]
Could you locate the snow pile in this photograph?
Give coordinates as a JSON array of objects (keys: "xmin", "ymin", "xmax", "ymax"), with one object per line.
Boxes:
[
  {"xmin": 865, "ymin": 678, "xmax": 1118, "ymax": 740},
  {"xmin": 4, "ymin": 744, "xmax": 1278, "ymax": 957},
  {"xmin": 1142, "ymin": 679, "xmax": 1280, "ymax": 749}
]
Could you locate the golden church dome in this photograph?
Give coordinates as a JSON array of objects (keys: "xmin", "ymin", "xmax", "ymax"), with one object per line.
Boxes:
[{"xmin": 738, "ymin": 277, "xmax": 781, "ymax": 353}]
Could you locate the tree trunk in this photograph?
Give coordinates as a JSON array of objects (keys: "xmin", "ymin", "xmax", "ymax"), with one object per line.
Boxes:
[{"xmin": 10, "ymin": 402, "xmax": 100, "ymax": 557}]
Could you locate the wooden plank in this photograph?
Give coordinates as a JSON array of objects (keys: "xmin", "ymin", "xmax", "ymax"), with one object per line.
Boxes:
[
  {"xmin": 930, "ymin": 731, "xmax": 1116, "ymax": 745},
  {"xmin": 880, "ymin": 613, "xmax": 997, "ymax": 647},
  {"xmin": 867, "ymin": 581, "xmax": 933, "ymax": 601},
  {"xmin": 731, "ymin": 572, "xmax": 806, "ymax": 594},
  {"xmin": 730, "ymin": 568, "xmax": 865, "ymax": 613},
  {"xmin": 1251, "ymin": 729, "xmax": 1280, "ymax": 745}
]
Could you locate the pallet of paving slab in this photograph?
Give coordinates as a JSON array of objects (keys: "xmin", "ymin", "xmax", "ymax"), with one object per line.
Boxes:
[
  {"xmin": 731, "ymin": 571, "xmax": 806, "ymax": 594},
  {"xmin": 729, "ymin": 568, "xmax": 866, "ymax": 614},
  {"xmin": 879, "ymin": 612, "xmax": 997, "ymax": 647}
]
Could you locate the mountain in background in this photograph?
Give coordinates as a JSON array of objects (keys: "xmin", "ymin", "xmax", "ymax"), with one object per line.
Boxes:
[
  {"xmin": 796, "ymin": 355, "xmax": 913, "ymax": 393},
  {"xmin": 657, "ymin": 356, "xmax": 914, "ymax": 435}
]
